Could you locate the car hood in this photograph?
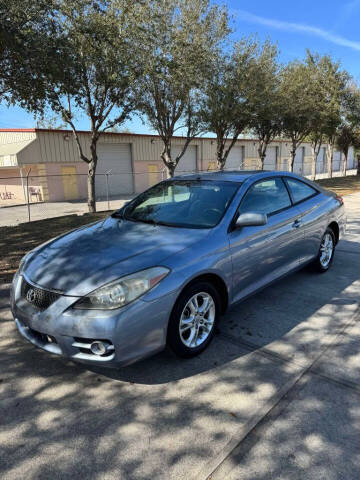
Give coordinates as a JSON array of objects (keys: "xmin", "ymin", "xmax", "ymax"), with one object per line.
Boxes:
[{"xmin": 24, "ymin": 217, "xmax": 210, "ymax": 296}]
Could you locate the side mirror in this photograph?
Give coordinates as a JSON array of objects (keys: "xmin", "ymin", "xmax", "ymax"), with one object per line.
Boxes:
[{"xmin": 235, "ymin": 212, "xmax": 267, "ymax": 228}]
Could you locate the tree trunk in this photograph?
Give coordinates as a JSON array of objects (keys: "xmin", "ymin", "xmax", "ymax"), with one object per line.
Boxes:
[
  {"xmin": 216, "ymin": 137, "xmax": 225, "ymax": 170},
  {"xmin": 87, "ymin": 159, "xmax": 96, "ymax": 213},
  {"xmin": 161, "ymin": 142, "xmax": 176, "ymax": 177},
  {"xmin": 166, "ymin": 163, "xmax": 176, "ymax": 177},
  {"xmin": 257, "ymin": 143, "xmax": 266, "ymax": 170},
  {"xmin": 327, "ymin": 143, "xmax": 334, "ymax": 178},
  {"xmin": 290, "ymin": 142, "xmax": 297, "ymax": 172},
  {"xmin": 311, "ymin": 146, "xmax": 318, "ymax": 181},
  {"xmin": 342, "ymin": 152, "xmax": 348, "ymax": 177},
  {"xmin": 87, "ymin": 140, "xmax": 98, "ymax": 213},
  {"xmin": 260, "ymin": 153, "xmax": 266, "ymax": 170}
]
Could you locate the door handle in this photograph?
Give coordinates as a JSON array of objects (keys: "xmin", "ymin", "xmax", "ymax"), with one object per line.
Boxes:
[{"xmin": 292, "ymin": 219, "xmax": 301, "ymax": 229}]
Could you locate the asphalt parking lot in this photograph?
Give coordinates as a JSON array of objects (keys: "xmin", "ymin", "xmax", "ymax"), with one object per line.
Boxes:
[{"xmin": 0, "ymin": 194, "xmax": 359, "ymax": 480}]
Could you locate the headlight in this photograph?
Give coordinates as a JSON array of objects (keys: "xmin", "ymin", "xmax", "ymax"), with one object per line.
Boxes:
[{"xmin": 73, "ymin": 266, "xmax": 170, "ymax": 310}]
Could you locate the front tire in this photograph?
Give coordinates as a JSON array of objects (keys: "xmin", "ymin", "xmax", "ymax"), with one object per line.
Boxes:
[
  {"xmin": 313, "ymin": 228, "xmax": 335, "ymax": 272},
  {"xmin": 167, "ymin": 281, "xmax": 220, "ymax": 358}
]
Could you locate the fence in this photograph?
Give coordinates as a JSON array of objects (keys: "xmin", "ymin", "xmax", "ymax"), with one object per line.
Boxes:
[{"xmin": 0, "ymin": 157, "xmax": 358, "ymax": 226}]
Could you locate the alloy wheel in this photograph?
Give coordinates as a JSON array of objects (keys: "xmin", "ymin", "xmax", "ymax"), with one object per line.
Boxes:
[
  {"xmin": 179, "ymin": 292, "xmax": 215, "ymax": 348},
  {"xmin": 320, "ymin": 232, "xmax": 334, "ymax": 268}
]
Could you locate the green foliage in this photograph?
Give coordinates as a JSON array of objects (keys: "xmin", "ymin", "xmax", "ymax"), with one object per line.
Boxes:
[
  {"xmin": 281, "ymin": 51, "xmax": 350, "ymax": 172},
  {"xmin": 200, "ymin": 37, "xmax": 266, "ymax": 169},
  {"xmin": 2, "ymin": 0, "xmax": 144, "ymax": 211},
  {"xmin": 0, "ymin": 0, "xmax": 58, "ymax": 106},
  {"xmin": 247, "ymin": 39, "xmax": 282, "ymax": 168},
  {"xmin": 2, "ymin": 0, "xmax": 360, "ymax": 183},
  {"xmin": 336, "ymin": 83, "xmax": 360, "ymax": 170},
  {"xmin": 136, "ymin": 0, "xmax": 229, "ymax": 175}
]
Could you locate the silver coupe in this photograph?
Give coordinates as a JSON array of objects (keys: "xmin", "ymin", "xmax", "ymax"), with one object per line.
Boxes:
[{"xmin": 11, "ymin": 171, "xmax": 346, "ymax": 367}]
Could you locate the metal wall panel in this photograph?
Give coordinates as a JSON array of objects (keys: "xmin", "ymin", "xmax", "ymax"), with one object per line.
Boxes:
[
  {"xmin": 263, "ymin": 146, "xmax": 277, "ymax": 170},
  {"xmin": 225, "ymin": 146, "xmax": 244, "ymax": 170},
  {"xmin": 316, "ymin": 147, "xmax": 326, "ymax": 174},
  {"xmin": 95, "ymin": 143, "xmax": 133, "ymax": 196},
  {"xmin": 332, "ymin": 151, "xmax": 341, "ymax": 171},
  {"xmin": 174, "ymin": 145, "xmax": 197, "ymax": 173},
  {"xmin": 293, "ymin": 147, "xmax": 304, "ymax": 174}
]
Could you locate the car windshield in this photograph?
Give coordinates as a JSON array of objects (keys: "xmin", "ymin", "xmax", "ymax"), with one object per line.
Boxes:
[{"xmin": 123, "ymin": 180, "xmax": 239, "ymax": 228}]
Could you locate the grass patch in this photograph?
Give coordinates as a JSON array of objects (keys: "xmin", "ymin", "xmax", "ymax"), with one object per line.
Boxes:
[
  {"xmin": 0, "ymin": 211, "xmax": 108, "ymax": 285},
  {"xmin": 316, "ymin": 174, "xmax": 360, "ymax": 196}
]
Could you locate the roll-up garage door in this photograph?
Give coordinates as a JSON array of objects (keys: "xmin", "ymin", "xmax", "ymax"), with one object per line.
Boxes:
[
  {"xmin": 332, "ymin": 151, "xmax": 341, "ymax": 171},
  {"xmin": 293, "ymin": 147, "xmax": 304, "ymax": 174},
  {"xmin": 174, "ymin": 145, "xmax": 197, "ymax": 174},
  {"xmin": 225, "ymin": 146, "xmax": 244, "ymax": 170},
  {"xmin": 347, "ymin": 147, "xmax": 355, "ymax": 169},
  {"xmin": 316, "ymin": 147, "xmax": 326, "ymax": 174},
  {"xmin": 96, "ymin": 143, "xmax": 133, "ymax": 197},
  {"xmin": 263, "ymin": 146, "xmax": 277, "ymax": 170}
]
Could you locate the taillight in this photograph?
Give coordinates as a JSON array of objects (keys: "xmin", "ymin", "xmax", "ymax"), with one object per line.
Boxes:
[{"xmin": 336, "ymin": 195, "xmax": 344, "ymax": 206}]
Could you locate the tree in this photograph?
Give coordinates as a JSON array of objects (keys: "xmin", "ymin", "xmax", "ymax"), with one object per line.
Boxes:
[
  {"xmin": 336, "ymin": 84, "xmax": 360, "ymax": 175},
  {"xmin": 137, "ymin": 0, "xmax": 229, "ymax": 177},
  {"xmin": 200, "ymin": 38, "xmax": 263, "ymax": 170},
  {"xmin": 3, "ymin": 0, "xmax": 142, "ymax": 212},
  {"xmin": 248, "ymin": 40, "xmax": 282, "ymax": 169},
  {"xmin": 0, "ymin": 0, "xmax": 57, "ymax": 106},
  {"xmin": 36, "ymin": 113, "xmax": 66, "ymax": 130},
  {"xmin": 279, "ymin": 54, "xmax": 320, "ymax": 172},
  {"xmin": 306, "ymin": 53, "xmax": 348, "ymax": 178},
  {"xmin": 336, "ymin": 124, "xmax": 359, "ymax": 173}
]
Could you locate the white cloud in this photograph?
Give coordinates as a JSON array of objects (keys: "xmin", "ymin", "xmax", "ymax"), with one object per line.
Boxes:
[{"xmin": 235, "ymin": 9, "xmax": 360, "ymax": 52}]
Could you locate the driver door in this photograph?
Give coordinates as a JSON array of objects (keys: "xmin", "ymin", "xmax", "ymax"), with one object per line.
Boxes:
[{"xmin": 229, "ymin": 177, "xmax": 302, "ymax": 303}]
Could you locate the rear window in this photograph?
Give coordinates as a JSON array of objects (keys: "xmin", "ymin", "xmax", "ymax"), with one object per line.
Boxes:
[{"xmin": 285, "ymin": 178, "xmax": 318, "ymax": 203}]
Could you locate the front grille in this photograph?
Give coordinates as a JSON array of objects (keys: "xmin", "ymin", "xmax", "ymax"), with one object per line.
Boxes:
[{"xmin": 21, "ymin": 279, "xmax": 61, "ymax": 310}]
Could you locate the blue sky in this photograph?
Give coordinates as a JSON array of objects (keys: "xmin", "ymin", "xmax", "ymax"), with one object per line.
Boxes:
[{"xmin": 2, "ymin": 0, "xmax": 360, "ymax": 132}]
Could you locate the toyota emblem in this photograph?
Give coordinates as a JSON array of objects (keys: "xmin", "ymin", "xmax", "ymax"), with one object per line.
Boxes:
[{"xmin": 26, "ymin": 288, "xmax": 36, "ymax": 304}]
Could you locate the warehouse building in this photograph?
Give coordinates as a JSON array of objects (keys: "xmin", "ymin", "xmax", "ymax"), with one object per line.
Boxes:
[{"xmin": 0, "ymin": 128, "xmax": 356, "ymax": 204}]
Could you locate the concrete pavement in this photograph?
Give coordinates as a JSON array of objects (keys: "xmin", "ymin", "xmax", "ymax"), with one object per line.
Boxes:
[
  {"xmin": 0, "ymin": 197, "xmax": 132, "ymax": 227},
  {"xmin": 0, "ymin": 194, "xmax": 359, "ymax": 480}
]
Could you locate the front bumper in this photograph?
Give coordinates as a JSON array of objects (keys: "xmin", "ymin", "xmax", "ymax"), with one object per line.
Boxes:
[{"xmin": 11, "ymin": 275, "xmax": 177, "ymax": 367}]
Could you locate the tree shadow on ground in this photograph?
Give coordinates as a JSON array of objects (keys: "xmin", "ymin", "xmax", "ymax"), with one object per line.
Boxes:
[{"xmin": 0, "ymin": 223, "xmax": 359, "ymax": 479}]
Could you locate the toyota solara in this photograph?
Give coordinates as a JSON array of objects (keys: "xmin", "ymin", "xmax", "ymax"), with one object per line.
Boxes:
[{"xmin": 11, "ymin": 171, "xmax": 346, "ymax": 367}]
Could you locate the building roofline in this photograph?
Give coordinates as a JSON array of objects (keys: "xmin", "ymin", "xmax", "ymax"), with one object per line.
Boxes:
[
  {"xmin": 0, "ymin": 128, "xmax": 37, "ymax": 132},
  {"xmin": 0, "ymin": 128, "xmax": 303, "ymax": 144}
]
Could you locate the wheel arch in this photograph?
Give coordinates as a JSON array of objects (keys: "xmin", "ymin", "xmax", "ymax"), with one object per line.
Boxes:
[
  {"xmin": 328, "ymin": 221, "xmax": 340, "ymax": 244},
  {"xmin": 175, "ymin": 273, "xmax": 229, "ymax": 315}
]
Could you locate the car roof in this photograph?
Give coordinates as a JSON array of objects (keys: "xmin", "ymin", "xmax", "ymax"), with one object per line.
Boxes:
[{"xmin": 171, "ymin": 170, "xmax": 303, "ymax": 183}]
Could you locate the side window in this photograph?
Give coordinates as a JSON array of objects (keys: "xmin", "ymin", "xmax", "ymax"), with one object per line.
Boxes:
[
  {"xmin": 285, "ymin": 178, "xmax": 318, "ymax": 203},
  {"xmin": 239, "ymin": 178, "xmax": 291, "ymax": 216},
  {"xmin": 171, "ymin": 184, "xmax": 191, "ymax": 202}
]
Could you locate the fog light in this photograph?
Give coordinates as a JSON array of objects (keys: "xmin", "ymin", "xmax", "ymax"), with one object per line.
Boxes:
[{"xmin": 90, "ymin": 341, "xmax": 109, "ymax": 356}]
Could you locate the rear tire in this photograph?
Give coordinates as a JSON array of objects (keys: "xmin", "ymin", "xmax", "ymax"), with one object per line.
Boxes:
[
  {"xmin": 167, "ymin": 281, "xmax": 220, "ymax": 358},
  {"xmin": 312, "ymin": 227, "xmax": 335, "ymax": 273}
]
